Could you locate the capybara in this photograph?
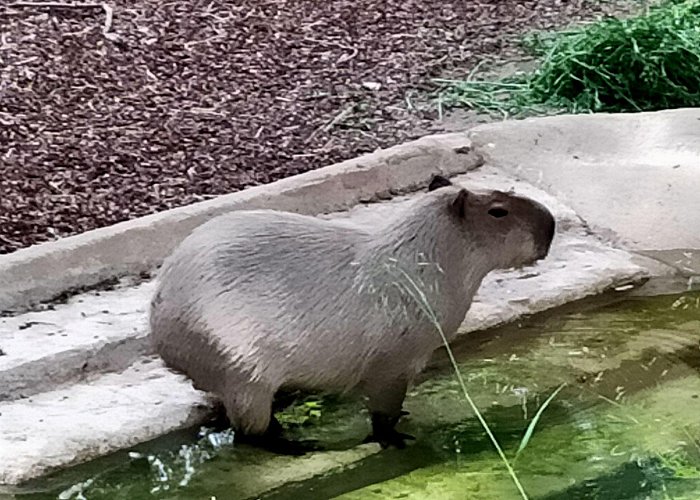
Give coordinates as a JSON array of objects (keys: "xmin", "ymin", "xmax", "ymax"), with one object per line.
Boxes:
[{"xmin": 149, "ymin": 175, "xmax": 555, "ymax": 450}]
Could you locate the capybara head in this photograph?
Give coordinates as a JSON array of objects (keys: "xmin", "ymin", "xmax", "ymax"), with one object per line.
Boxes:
[{"xmin": 428, "ymin": 175, "xmax": 555, "ymax": 269}]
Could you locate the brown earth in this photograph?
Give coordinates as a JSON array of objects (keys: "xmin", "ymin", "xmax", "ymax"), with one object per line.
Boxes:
[{"xmin": 0, "ymin": 0, "xmax": 636, "ymax": 254}]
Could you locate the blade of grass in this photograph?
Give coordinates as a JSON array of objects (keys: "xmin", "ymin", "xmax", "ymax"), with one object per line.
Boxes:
[
  {"xmin": 390, "ymin": 264, "xmax": 530, "ymax": 500},
  {"xmin": 514, "ymin": 383, "xmax": 567, "ymax": 460}
]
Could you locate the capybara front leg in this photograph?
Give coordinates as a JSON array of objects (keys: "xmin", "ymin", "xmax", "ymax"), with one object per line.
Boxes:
[{"xmin": 363, "ymin": 377, "xmax": 415, "ymax": 449}]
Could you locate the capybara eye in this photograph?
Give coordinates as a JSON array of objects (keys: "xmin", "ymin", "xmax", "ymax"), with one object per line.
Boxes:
[{"xmin": 488, "ymin": 207, "xmax": 509, "ymax": 218}]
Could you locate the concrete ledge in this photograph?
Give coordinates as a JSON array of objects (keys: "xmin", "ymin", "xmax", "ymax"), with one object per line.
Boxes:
[
  {"xmin": 467, "ymin": 108, "xmax": 700, "ymax": 250},
  {"xmin": 0, "ymin": 359, "xmax": 213, "ymax": 486},
  {"xmin": 0, "ymin": 133, "xmax": 481, "ymax": 313},
  {"xmin": 0, "ymin": 281, "xmax": 153, "ymax": 400}
]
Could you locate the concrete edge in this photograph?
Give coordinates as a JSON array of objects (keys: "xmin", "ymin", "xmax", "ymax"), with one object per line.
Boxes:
[
  {"xmin": 0, "ymin": 132, "xmax": 482, "ymax": 314},
  {"xmin": 0, "ymin": 334, "xmax": 152, "ymax": 401},
  {"xmin": 0, "ymin": 361, "xmax": 216, "ymax": 487}
]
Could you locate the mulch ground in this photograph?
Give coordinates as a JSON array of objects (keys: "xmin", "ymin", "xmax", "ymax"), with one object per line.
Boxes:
[{"xmin": 0, "ymin": 0, "xmax": 631, "ymax": 254}]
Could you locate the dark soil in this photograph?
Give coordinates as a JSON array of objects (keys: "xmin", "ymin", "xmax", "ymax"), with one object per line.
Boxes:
[{"xmin": 0, "ymin": 0, "xmax": 634, "ymax": 254}]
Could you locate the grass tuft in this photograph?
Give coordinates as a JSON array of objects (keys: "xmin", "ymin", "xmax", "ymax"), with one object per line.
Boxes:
[{"xmin": 441, "ymin": 0, "xmax": 700, "ymax": 116}]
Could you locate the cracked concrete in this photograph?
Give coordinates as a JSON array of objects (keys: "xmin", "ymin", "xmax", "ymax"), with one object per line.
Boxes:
[{"xmin": 1, "ymin": 108, "xmax": 698, "ymax": 487}]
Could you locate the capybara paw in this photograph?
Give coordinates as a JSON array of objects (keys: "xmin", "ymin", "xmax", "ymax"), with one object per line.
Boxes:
[
  {"xmin": 363, "ymin": 429, "xmax": 416, "ymax": 449},
  {"xmin": 263, "ymin": 438, "xmax": 321, "ymax": 456},
  {"xmin": 266, "ymin": 416, "xmax": 284, "ymax": 437}
]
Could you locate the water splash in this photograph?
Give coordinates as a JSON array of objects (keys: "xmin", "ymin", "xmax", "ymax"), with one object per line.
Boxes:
[{"xmin": 57, "ymin": 426, "xmax": 235, "ymax": 499}]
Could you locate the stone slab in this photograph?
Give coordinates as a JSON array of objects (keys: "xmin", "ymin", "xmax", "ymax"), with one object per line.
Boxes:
[
  {"xmin": 468, "ymin": 108, "xmax": 700, "ymax": 253},
  {"xmin": 0, "ymin": 359, "xmax": 212, "ymax": 486}
]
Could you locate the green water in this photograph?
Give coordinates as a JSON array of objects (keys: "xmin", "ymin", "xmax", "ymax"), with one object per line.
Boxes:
[{"xmin": 7, "ymin": 290, "xmax": 700, "ymax": 500}]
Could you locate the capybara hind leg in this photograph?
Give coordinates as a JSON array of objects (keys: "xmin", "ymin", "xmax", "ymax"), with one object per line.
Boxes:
[
  {"xmin": 222, "ymin": 385, "xmax": 275, "ymax": 437},
  {"xmin": 363, "ymin": 377, "xmax": 415, "ymax": 449},
  {"xmin": 222, "ymin": 383, "xmax": 321, "ymax": 455}
]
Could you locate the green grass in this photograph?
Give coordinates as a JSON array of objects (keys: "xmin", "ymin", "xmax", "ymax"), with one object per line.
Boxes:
[
  {"xmin": 440, "ymin": 0, "xmax": 700, "ymax": 117},
  {"xmin": 276, "ymin": 398, "xmax": 324, "ymax": 427},
  {"xmin": 390, "ymin": 262, "xmax": 565, "ymax": 500}
]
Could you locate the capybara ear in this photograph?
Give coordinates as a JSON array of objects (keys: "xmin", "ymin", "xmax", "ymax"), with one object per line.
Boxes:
[
  {"xmin": 428, "ymin": 175, "xmax": 452, "ymax": 192},
  {"xmin": 451, "ymin": 189, "xmax": 468, "ymax": 218}
]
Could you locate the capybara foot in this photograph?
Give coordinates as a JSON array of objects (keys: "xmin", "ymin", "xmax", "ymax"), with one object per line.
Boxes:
[
  {"xmin": 266, "ymin": 415, "xmax": 284, "ymax": 437},
  {"xmin": 268, "ymin": 437, "xmax": 322, "ymax": 456},
  {"xmin": 235, "ymin": 417, "xmax": 322, "ymax": 455},
  {"xmin": 363, "ymin": 412, "xmax": 415, "ymax": 449},
  {"xmin": 363, "ymin": 429, "xmax": 415, "ymax": 449},
  {"xmin": 238, "ymin": 433, "xmax": 321, "ymax": 456}
]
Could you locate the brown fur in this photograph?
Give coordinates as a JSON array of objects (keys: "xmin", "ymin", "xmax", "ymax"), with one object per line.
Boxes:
[{"xmin": 149, "ymin": 175, "xmax": 555, "ymax": 447}]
